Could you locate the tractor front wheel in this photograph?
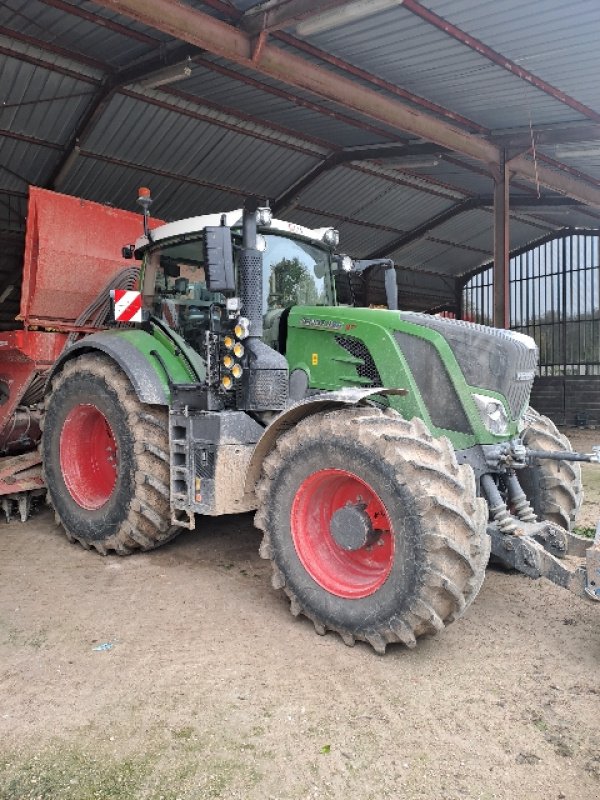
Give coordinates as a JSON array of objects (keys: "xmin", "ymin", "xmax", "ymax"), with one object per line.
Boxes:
[
  {"xmin": 42, "ymin": 354, "xmax": 178, "ymax": 554},
  {"xmin": 519, "ymin": 406, "xmax": 583, "ymax": 531},
  {"xmin": 255, "ymin": 407, "xmax": 490, "ymax": 653}
]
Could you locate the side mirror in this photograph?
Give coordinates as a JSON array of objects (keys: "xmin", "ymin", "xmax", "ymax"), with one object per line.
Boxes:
[
  {"xmin": 204, "ymin": 226, "xmax": 235, "ymax": 292},
  {"xmin": 353, "ymin": 259, "xmax": 398, "ymax": 311}
]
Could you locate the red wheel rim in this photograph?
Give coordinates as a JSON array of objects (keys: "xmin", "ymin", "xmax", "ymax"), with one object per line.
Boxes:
[
  {"xmin": 291, "ymin": 469, "xmax": 394, "ymax": 599},
  {"xmin": 59, "ymin": 404, "xmax": 118, "ymax": 510}
]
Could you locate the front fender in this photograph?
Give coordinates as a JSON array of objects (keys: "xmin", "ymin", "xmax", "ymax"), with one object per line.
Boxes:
[
  {"xmin": 46, "ymin": 330, "xmax": 196, "ymax": 405},
  {"xmin": 244, "ymin": 387, "xmax": 407, "ymax": 493}
]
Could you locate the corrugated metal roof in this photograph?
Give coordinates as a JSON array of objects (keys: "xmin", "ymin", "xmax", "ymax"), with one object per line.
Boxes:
[
  {"xmin": 197, "ymin": 55, "xmax": 402, "ymax": 147},
  {"xmin": 426, "ymin": 0, "xmax": 600, "ymax": 115},
  {"xmin": 394, "ymin": 208, "xmax": 563, "ymax": 277},
  {"xmin": 81, "ymin": 93, "xmax": 321, "ymax": 198},
  {"xmin": 395, "ymin": 237, "xmax": 478, "ymax": 275},
  {"xmin": 0, "ymin": 138, "xmax": 60, "ymax": 192},
  {"xmin": 0, "ymin": 0, "xmax": 598, "ymax": 310},
  {"xmin": 429, "ymin": 158, "xmax": 494, "ymax": 197},
  {"xmin": 0, "ymin": 188, "xmax": 25, "ymax": 222},
  {"xmin": 288, "ymin": 207, "xmax": 402, "ymax": 257},
  {"xmin": 294, "ymin": 165, "xmax": 457, "ymax": 230},
  {"xmin": 169, "ymin": 62, "xmax": 377, "ymax": 149},
  {"xmin": 431, "ymin": 208, "xmax": 555, "ymax": 255},
  {"xmin": 64, "ymin": 156, "xmax": 243, "ymax": 218},
  {"xmin": 300, "ymin": 4, "xmax": 588, "ymax": 131},
  {"xmin": 0, "ymin": 49, "xmax": 97, "ymax": 145},
  {"xmin": 0, "ymin": 0, "xmax": 171, "ymax": 69}
]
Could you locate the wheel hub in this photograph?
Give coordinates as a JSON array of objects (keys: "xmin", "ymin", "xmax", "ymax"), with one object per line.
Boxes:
[
  {"xmin": 329, "ymin": 502, "xmax": 378, "ymax": 551},
  {"xmin": 59, "ymin": 403, "xmax": 118, "ymax": 510},
  {"xmin": 290, "ymin": 468, "xmax": 394, "ymax": 599}
]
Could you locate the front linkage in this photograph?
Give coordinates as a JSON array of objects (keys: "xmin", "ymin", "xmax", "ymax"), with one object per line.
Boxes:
[{"xmin": 475, "ymin": 440, "xmax": 600, "ymax": 601}]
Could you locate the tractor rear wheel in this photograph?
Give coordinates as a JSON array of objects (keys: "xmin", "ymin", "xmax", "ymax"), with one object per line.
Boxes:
[
  {"xmin": 255, "ymin": 407, "xmax": 490, "ymax": 653},
  {"xmin": 42, "ymin": 354, "xmax": 178, "ymax": 555},
  {"xmin": 519, "ymin": 407, "xmax": 583, "ymax": 531}
]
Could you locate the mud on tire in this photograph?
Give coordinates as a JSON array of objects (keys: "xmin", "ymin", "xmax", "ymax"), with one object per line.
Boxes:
[
  {"xmin": 42, "ymin": 354, "xmax": 179, "ymax": 555},
  {"xmin": 254, "ymin": 407, "xmax": 490, "ymax": 653},
  {"xmin": 519, "ymin": 406, "xmax": 583, "ymax": 531}
]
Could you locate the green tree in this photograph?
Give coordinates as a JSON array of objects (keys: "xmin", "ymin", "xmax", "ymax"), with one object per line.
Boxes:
[{"xmin": 269, "ymin": 257, "xmax": 322, "ymax": 307}]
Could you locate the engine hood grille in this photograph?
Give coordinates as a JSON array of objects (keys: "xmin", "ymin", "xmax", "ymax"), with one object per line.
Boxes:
[{"xmin": 400, "ymin": 313, "xmax": 538, "ymax": 419}]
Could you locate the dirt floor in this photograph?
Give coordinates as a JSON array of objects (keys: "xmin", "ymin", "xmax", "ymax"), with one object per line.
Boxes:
[{"xmin": 1, "ymin": 428, "xmax": 599, "ymax": 800}]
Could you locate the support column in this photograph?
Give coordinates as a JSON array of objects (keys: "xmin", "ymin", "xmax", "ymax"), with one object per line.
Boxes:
[
  {"xmin": 455, "ymin": 277, "xmax": 464, "ymax": 320},
  {"xmin": 493, "ymin": 149, "xmax": 510, "ymax": 328}
]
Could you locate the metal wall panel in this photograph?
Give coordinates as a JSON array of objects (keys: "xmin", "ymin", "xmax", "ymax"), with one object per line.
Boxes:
[{"xmin": 530, "ymin": 376, "xmax": 600, "ymax": 426}]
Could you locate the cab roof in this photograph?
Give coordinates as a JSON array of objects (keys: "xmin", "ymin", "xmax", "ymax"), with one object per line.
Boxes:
[{"xmin": 135, "ymin": 210, "xmax": 336, "ymax": 252}]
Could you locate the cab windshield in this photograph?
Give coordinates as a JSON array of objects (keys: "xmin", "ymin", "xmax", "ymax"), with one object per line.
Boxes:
[{"xmin": 261, "ymin": 234, "xmax": 335, "ymax": 311}]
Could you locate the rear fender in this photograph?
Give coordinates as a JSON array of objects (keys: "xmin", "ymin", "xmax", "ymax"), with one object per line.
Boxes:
[
  {"xmin": 244, "ymin": 387, "xmax": 407, "ymax": 493},
  {"xmin": 45, "ymin": 330, "xmax": 193, "ymax": 405}
]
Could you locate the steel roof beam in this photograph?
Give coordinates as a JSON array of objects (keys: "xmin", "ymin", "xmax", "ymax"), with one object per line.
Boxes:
[
  {"xmin": 0, "ymin": 41, "xmax": 100, "ymax": 85},
  {"xmin": 402, "ymin": 0, "xmax": 600, "ymax": 125},
  {"xmin": 368, "ymin": 199, "xmax": 479, "ymax": 259},
  {"xmin": 492, "ymin": 123, "xmax": 600, "ymax": 150},
  {"xmin": 92, "ymin": 0, "xmax": 600, "ymax": 210},
  {"xmin": 240, "ymin": 0, "xmax": 348, "ymax": 35},
  {"xmin": 93, "ymin": 0, "xmax": 499, "ymax": 160},
  {"xmin": 0, "ymin": 129, "xmax": 63, "ymax": 150},
  {"xmin": 274, "ymin": 30, "xmax": 488, "ymax": 134},
  {"xmin": 273, "ymin": 142, "xmax": 446, "ymax": 213},
  {"xmin": 0, "ymin": 24, "xmax": 108, "ymax": 72},
  {"xmin": 365, "ymin": 192, "xmax": 581, "ymax": 261},
  {"xmin": 212, "ymin": 1, "xmax": 490, "ymax": 134},
  {"xmin": 478, "ymin": 195, "xmax": 583, "ymax": 208},
  {"xmin": 191, "ymin": 53, "xmax": 405, "ymax": 142}
]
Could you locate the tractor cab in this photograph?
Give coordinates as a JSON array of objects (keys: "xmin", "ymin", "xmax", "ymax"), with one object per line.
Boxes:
[{"xmin": 134, "ymin": 200, "xmax": 343, "ymax": 357}]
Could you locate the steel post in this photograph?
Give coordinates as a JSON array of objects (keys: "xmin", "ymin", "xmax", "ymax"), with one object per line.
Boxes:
[{"xmin": 493, "ymin": 151, "xmax": 510, "ymax": 328}]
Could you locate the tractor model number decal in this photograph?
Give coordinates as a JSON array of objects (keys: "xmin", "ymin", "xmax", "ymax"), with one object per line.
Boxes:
[
  {"xmin": 300, "ymin": 317, "xmax": 343, "ymax": 330},
  {"xmin": 112, "ymin": 289, "xmax": 143, "ymax": 323}
]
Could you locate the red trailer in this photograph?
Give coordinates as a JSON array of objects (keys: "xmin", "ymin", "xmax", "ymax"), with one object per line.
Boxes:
[{"xmin": 0, "ymin": 188, "xmax": 153, "ymax": 518}]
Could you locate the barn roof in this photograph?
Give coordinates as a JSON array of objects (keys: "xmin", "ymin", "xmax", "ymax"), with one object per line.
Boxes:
[{"xmin": 1, "ymin": 0, "xmax": 599, "ymax": 321}]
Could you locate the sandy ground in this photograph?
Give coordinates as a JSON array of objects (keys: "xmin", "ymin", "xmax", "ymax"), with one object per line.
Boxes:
[{"xmin": 0, "ymin": 428, "xmax": 599, "ymax": 799}]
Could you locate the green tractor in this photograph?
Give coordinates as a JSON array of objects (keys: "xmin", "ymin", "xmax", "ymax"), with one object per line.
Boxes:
[{"xmin": 42, "ymin": 192, "xmax": 599, "ymax": 653}]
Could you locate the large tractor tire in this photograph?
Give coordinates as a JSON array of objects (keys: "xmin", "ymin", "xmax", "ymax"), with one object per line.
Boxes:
[
  {"xmin": 254, "ymin": 407, "xmax": 490, "ymax": 653},
  {"xmin": 518, "ymin": 406, "xmax": 583, "ymax": 531},
  {"xmin": 42, "ymin": 354, "xmax": 179, "ymax": 555}
]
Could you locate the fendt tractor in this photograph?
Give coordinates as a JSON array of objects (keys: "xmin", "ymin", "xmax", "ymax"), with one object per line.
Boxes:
[{"xmin": 0, "ymin": 187, "xmax": 598, "ymax": 653}]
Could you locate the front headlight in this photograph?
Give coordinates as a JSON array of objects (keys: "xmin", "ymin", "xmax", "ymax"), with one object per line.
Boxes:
[
  {"xmin": 322, "ymin": 228, "xmax": 339, "ymax": 247},
  {"xmin": 472, "ymin": 393, "xmax": 509, "ymax": 435},
  {"xmin": 256, "ymin": 207, "xmax": 272, "ymax": 227}
]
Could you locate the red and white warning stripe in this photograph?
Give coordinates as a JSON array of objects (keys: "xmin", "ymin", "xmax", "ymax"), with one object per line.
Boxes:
[{"xmin": 112, "ymin": 289, "xmax": 142, "ymax": 323}]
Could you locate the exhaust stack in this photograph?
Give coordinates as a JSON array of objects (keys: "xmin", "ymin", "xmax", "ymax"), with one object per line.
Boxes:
[{"xmin": 236, "ymin": 198, "xmax": 288, "ymax": 412}]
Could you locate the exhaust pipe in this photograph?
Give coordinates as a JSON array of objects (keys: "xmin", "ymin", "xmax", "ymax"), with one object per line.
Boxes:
[{"xmin": 237, "ymin": 198, "xmax": 288, "ymax": 412}]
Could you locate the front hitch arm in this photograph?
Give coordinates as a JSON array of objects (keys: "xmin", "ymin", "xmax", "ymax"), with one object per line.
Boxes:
[
  {"xmin": 526, "ymin": 445, "xmax": 600, "ymax": 464},
  {"xmin": 488, "ymin": 520, "xmax": 600, "ymax": 602}
]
